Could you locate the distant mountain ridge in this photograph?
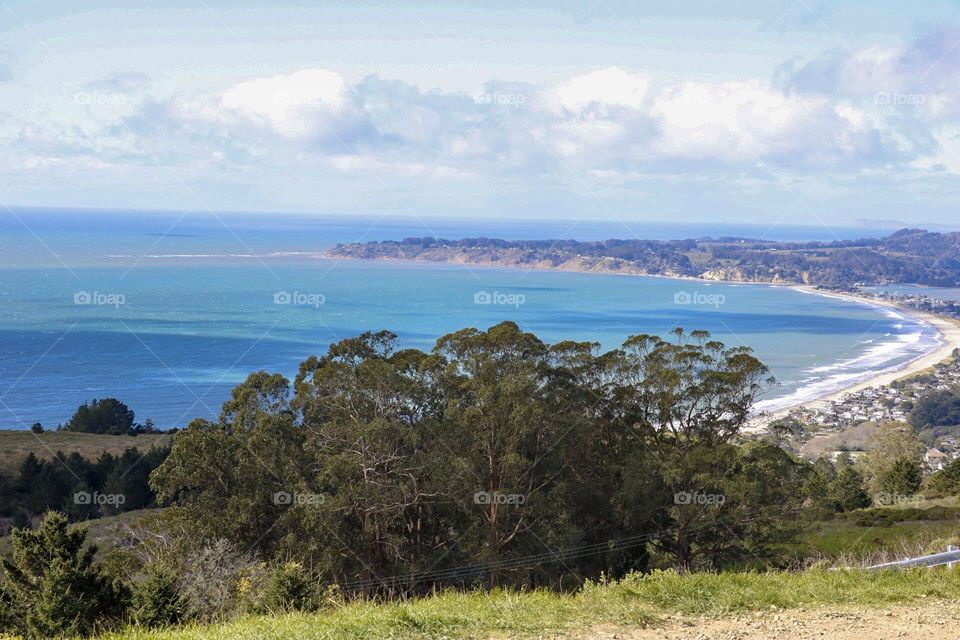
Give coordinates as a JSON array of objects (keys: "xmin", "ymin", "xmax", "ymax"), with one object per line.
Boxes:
[{"xmin": 326, "ymin": 228, "xmax": 960, "ymax": 288}]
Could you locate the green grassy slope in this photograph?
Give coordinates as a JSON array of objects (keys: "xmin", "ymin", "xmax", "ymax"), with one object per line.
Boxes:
[{"xmin": 101, "ymin": 568, "xmax": 960, "ymax": 640}]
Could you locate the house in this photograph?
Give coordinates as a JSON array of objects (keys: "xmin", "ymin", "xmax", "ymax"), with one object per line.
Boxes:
[{"xmin": 925, "ymin": 448, "xmax": 950, "ymax": 471}]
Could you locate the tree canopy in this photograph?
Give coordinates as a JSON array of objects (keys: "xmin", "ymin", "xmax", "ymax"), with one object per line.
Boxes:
[
  {"xmin": 150, "ymin": 322, "xmax": 804, "ymax": 593},
  {"xmin": 62, "ymin": 398, "xmax": 138, "ymax": 435}
]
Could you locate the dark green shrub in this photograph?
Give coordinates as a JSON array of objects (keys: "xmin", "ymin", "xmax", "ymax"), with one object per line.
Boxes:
[
  {"xmin": 827, "ymin": 466, "xmax": 871, "ymax": 512},
  {"xmin": 929, "ymin": 458, "xmax": 960, "ymax": 495},
  {"xmin": 131, "ymin": 565, "xmax": 184, "ymax": 628},
  {"xmin": 62, "ymin": 398, "xmax": 136, "ymax": 435},
  {"xmin": 878, "ymin": 457, "xmax": 923, "ymax": 496},
  {"xmin": 262, "ymin": 562, "xmax": 317, "ymax": 612},
  {"xmin": 0, "ymin": 512, "xmax": 129, "ymax": 638}
]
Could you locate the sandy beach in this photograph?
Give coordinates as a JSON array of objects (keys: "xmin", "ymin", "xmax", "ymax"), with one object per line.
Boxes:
[{"xmin": 750, "ymin": 286, "xmax": 960, "ymax": 424}]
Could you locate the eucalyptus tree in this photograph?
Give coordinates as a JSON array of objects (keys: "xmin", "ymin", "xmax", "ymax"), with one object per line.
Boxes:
[
  {"xmin": 601, "ymin": 328, "xmax": 775, "ymax": 569},
  {"xmin": 434, "ymin": 322, "xmax": 586, "ymax": 587},
  {"xmin": 291, "ymin": 331, "xmax": 454, "ymax": 594},
  {"xmin": 150, "ymin": 371, "xmax": 303, "ymax": 551}
]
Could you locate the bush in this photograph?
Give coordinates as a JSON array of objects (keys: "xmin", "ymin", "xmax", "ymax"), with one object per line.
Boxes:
[
  {"xmin": 130, "ymin": 565, "xmax": 184, "ymax": 629},
  {"xmin": 851, "ymin": 505, "xmax": 960, "ymax": 528},
  {"xmin": 827, "ymin": 466, "xmax": 871, "ymax": 512},
  {"xmin": 262, "ymin": 562, "xmax": 318, "ymax": 613},
  {"xmin": 176, "ymin": 539, "xmax": 265, "ymax": 622},
  {"xmin": 62, "ymin": 398, "xmax": 137, "ymax": 435},
  {"xmin": 928, "ymin": 458, "xmax": 960, "ymax": 495},
  {"xmin": 878, "ymin": 458, "xmax": 923, "ymax": 496},
  {"xmin": 0, "ymin": 512, "xmax": 129, "ymax": 638}
]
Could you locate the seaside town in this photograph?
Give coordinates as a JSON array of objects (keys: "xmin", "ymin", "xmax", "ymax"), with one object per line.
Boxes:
[
  {"xmin": 856, "ymin": 288, "xmax": 960, "ymax": 319},
  {"xmin": 759, "ymin": 286, "xmax": 960, "ymax": 471}
]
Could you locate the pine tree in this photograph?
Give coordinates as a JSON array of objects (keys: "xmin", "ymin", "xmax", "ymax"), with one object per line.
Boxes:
[
  {"xmin": 827, "ymin": 466, "xmax": 870, "ymax": 512},
  {"xmin": 878, "ymin": 457, "xmax": 923, "ymax": 497},
  {"xmin": 1, "ymin": 512, "xmax": 128, "ymax": 638},
  {"xmin": 131, "ymin": 565, "xmax": 183, "ymax": 628}
]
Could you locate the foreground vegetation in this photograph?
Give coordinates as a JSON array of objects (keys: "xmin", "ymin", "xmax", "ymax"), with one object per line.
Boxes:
[
  {"xmin": 4, "ymin": 322, "xmax": 960, "ymax": 638},
  {"xmin": 97, "ymin": 567, "xmax": 960, "ymax": 640},
  {"xmin": 3, "ymin": 511, "xmax": 959, "ymax": 639}
]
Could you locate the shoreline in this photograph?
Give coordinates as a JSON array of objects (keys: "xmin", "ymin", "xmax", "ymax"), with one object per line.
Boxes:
[
  {"xmin": 749, "ymin": 287, "xmax": 960, "ymax": 424},
  {"xmin": 325, "ymin": 253, "xmax": 960, "ymax": 420}
]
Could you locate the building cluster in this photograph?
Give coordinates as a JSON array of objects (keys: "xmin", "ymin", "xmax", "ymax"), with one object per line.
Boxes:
[
  {"xmin": 773, "ymin": 346, "xmax": 960, "ymax": 471},
  {"xmin": 858, "ymin": 289, "xmax": 960, "ymax": 320}
]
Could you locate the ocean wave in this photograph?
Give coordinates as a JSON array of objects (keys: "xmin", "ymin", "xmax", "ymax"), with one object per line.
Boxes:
[
  {"xmin": 754, "ymin": 317, "xmax": 944, "ymax": 414},
  {"xmin": 136, "ymin": 251, "xmax": 325, "ymax": 259},
  {"xmin": 806, "ymin": 331, "xmax": 923, "ymax": 375},
  {"xmin": 143, "ymin": 253, "xmax": 257, "ymax": 258}
]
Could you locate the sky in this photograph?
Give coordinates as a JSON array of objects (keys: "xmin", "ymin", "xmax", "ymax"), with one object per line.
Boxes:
[{"xmin": 2, "ymin": 1, "xmax": 960, "ymax": 227}]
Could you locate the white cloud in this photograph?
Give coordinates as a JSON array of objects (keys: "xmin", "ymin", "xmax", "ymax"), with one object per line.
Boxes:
[
  {"xmin": 650, "ymin": 81, "xmax": 877, "ymax": 164},
  {"xmin": 552, "ymin": 67, "xmax": 649, "ymax": 111},
  {"xmin": 205, "ymin": 68, "xmax": 350, "ymax": 138},
  {"xmin": 779, "ymin": 28, "xmax": 960, "ymax": 123},
  {"xmin": 10, "ymin": 36, "xmax": 956, "ymax": 213}
]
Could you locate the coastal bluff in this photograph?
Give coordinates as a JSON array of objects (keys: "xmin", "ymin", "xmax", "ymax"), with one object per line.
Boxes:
[{"xmin": 325, "ymin": 229, "xmax": 960, "ymax": 288}]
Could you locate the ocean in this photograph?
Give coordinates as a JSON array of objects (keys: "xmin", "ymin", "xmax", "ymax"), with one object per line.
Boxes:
[{"xmin": 0, "ymin": 208, "xmax": 942, "ymax": 429}]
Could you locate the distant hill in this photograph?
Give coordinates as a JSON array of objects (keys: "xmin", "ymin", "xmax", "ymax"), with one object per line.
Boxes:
[{"xmin": 327, "ymin": 228, "xmax": 960, "ymax": 288}]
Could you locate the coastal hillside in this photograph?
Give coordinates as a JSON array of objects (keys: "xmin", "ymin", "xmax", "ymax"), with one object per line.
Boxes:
[{"xmin": 326, "ymin": 229, "xmax": 960, "ymax": 288}]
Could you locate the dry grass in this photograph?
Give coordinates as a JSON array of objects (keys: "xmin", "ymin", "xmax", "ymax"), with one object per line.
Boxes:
[{"xmin": 0, "ymin": 430, "xmax": 171, "ymax": 471}]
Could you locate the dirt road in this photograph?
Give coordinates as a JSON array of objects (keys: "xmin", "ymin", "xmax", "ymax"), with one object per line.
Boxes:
[{"xmin": 585, "ymin": 600, "xmax": 960, "ymax": 639}]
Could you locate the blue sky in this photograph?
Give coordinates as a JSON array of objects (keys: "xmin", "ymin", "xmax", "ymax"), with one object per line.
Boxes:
[{"xmin": 2, "ymin": 1, "xmax": 960, "ymax": 227}]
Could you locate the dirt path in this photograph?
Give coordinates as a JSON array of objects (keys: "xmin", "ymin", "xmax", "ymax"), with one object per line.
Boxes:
[{"xmin": 584, "ymin": 600, "xmax": 960, "ymax": 639}]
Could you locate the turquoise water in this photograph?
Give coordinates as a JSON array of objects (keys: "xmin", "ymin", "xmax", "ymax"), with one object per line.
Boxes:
[{"xmin": 0, "ymin": 209, "xmax": 936, "ymax": 429}]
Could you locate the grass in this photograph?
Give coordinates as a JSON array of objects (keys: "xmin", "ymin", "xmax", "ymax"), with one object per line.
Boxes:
[
  {"xmin": 0, "ymin": 430, "xmax": 171, "ymax": 471},
  {"xmin": 99, "ymin": 567, "xmax": 960, "ymax": 640},
  {"xmin": 798, "ymin": 519, "xmax": 960, "ymax": 557},
  {"xmin": 786, "ymin": 497, "xmax": 960, "ymax": 560},
  {"xmin": 0, "ymin": 509, "xmax": 163, "ymax": 559}
]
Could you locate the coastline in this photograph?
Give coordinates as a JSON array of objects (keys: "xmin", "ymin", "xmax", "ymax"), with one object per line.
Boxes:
[
  {"xmin": 325, "ymin": 253, "xmax": 960, "ymax": 420},
  {"xmin": 750, "ymin": 287, "xmax": 960, "ymax": 423}
]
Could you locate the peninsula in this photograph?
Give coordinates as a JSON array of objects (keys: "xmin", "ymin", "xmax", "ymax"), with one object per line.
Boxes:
[{"xmin": 325, "ymin": 228, "xmax": 960, "ymax": 288}]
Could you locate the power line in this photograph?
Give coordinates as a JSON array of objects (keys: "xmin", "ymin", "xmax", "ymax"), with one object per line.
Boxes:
[{"xmin": 340, "ymin": 507, "xmax": 796, "ymax": 592}]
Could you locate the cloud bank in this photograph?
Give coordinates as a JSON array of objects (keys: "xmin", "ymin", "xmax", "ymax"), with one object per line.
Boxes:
[{"xmin": 4, "ymin": 28, "xmax": 960, "ymax": 219}]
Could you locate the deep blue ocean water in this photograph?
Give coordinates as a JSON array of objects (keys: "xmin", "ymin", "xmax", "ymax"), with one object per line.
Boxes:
[{"xmin": 0, "ymin": 208, "xmax": 941, "ymax": 428}]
